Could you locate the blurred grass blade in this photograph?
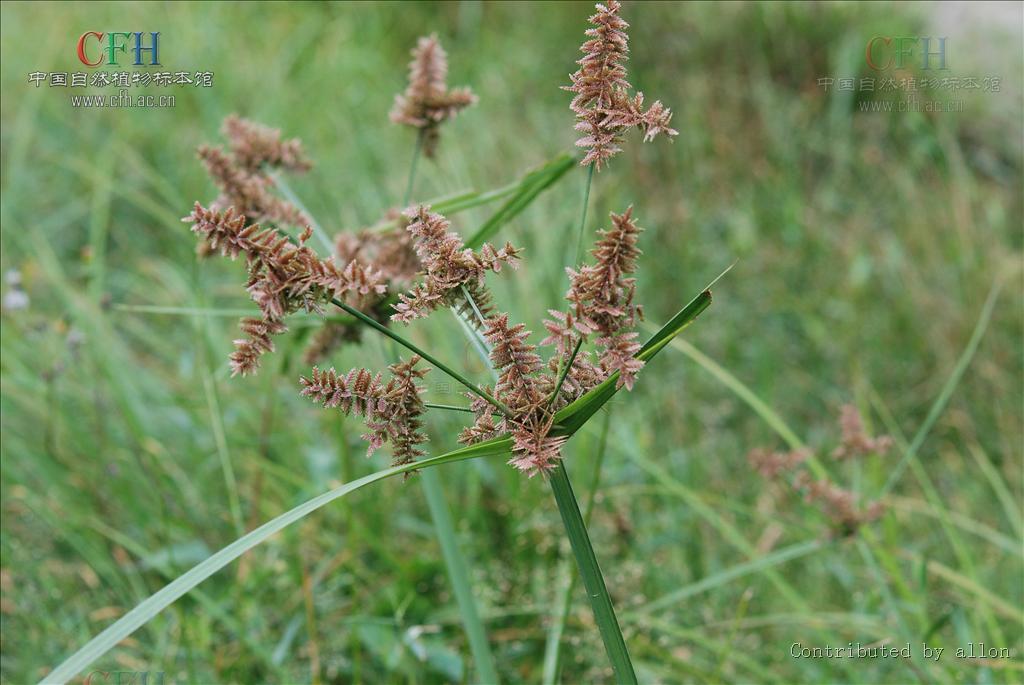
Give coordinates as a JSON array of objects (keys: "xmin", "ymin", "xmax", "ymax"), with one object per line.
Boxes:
[
  {"xmin": 553, "ymin": 288, "xmax": 712, "ymax": 436},
  {"xmin": 420, "ymin": 469, "xmax": 500, "ymax": 684},
  {"xmin": 548, "ymin": 462, "xmax": 637, "ymax": 684},
  {"xmin": 367, "ymin": 152, "xmax": 575, "ymax": 233},
  {"xmin": 464, "ymin": 153, "xmax": 575, "ymax": 248},
  {"xmin": 42, "ymin": 437, "xmax": 513, "ymax": 685},
  {"xmin": 269, "ymin": 170, "xmax": 334, "ymax": 253},
  {"xmin": 878, "ymin": 274, "xmax": 1004, "ymax": 498},
  {"xmin": 657, "ymin": 335, "xmax": 805, "ymax": 450},
  {"xmin": 111, "ymin": 304, "xmax": 258, "ymax": 317},
  {"xmin": 628, "ymin": 539, "xmax": 825, "ymax": 617}
]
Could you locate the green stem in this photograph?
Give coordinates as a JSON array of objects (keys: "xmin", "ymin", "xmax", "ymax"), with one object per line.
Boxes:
[
  {"xmin": 329, "ymin": 298, "xmax": 513, "ymax": 417},
  {"xmin": 424, "ymin": 402, "xmax": 476, "ymax": 414},
  {"xmin": 547, "ymin": 337, "xmax": 584, "ymax": 408},
  {"xmin": 542, "ymin": 410, "xmax": 611, "ymax": 684},
  {"xmin": 402, "ymin": 130, "xmax": 425, "ymax": 208},
  {"xmin": 460, "ymin": 284, "xmax": 489, "ymax": 330},
  {"xmin": 548, "ymin": 461, "xmax": 636, "ymax": 684},
  {"xmin": 573, "ymin": 164, "xmax": 596, "ymax": 265}
]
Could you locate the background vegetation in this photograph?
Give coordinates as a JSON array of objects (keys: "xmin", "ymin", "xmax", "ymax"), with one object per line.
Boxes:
[{"xmin": 1, "ymin": 1, "xmax": 1021, "ymax": 683}]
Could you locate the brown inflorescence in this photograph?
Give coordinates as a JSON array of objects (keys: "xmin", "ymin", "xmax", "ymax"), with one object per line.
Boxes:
[
  {"xmin": 197, "ymin": 115, "xmax": 313, "ymax": 233},
  {"xmin": 183, "ymin": 202, "xmax": 386, "ymax": 376},
  {"xmin": 549, "ymin": 206, "xmax": 646, "ymax": 390},
  {"xmin": 748, "ymin": 405, "xmax": 893, "ymax": 536},
  {"xmin": 564, "ymin": 1, "xmax": 678, "ymax": 170},
  {"xmin": 391, "ymin": 205, "xmax": 520, "ymax": 326},
  {"xmin": 299, "ymin": 356, "xmax": 429, "ymax": 469},
  {"xmin": 832, "ymin": 404, "xmax": 894, "ymax": 460},
  {"xmin": 304, "ymin": 210, "xmax": 422, "ymax": 364},
  {"xmin": 390, "ymin": 34, "xmax": 478, "ymax": 158}
]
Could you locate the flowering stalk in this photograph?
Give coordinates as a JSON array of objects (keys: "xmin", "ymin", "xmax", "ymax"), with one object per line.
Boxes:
[
  {"xmin": 178, "ymin": 5, "xmax": 696, "ymax": 679},
  {"xmin": 548, "ymin": 461, "xmax": 637, "ymax": 684},
  {"xmin": 390, "ymin": 33, "xmax": 477, "ymax": 158}
]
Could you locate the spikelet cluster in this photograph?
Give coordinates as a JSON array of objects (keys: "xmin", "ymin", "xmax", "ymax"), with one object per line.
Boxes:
[
  {"xmin": 391, "ymin": 205, "xmax": 520, "ymax": 325},
  {"xmin": 300, "ymin": 356, "xmax": 429, "ymax": 468},
  {"xmin": 197, "ymin": 115, "xmax": 312, "ymax": 233},
  {"xmin": 794, "ymin": 474, "xmax": 886, "ymax": 536},
  {"xmin": 445, "ymin": 206, "xmax": 651, "ymax": 475},
  {"xmin": 545, "ymin": 206, "xmax": 645, "ymax": 390},
  {"xmin": 184, "ymin": 203, "xmax": 386, "ymax": 376},
  {"xmin": 748, "ymin": 405, "xmax": 892, "ymax": 537},
  {"xmin": 564, "ymin": 1, "xmax": 678, "ymax": 169},
  {"xmin": 832, "ymin": 404, "xmax": 894, "ymax": 460},
  {"xmin": 305, "ymin": 212, "xmax": 423, "ymax": 363},
  {"xmin": 390, "ymin": 34, "xmax": 478, "ymax": 158},
  {"xmin": 748, "ymin": 447, "xmax": 809, "ymax": 479},
  {"xmin": 456, "ymin": 314, "xmax": 564, "ymax": 476},
  {"xmin": 222, "ymin": 114, "xmax": 311, "ymax": 173}
]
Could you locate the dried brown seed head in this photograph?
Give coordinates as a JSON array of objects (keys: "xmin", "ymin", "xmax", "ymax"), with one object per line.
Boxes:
[
  {"xmin": 390, "ymin": 34, "xmax": 478, "ymax": 158},
  {"xmin": 565, "ymin": 1, "xmax": 677, "ymax": 170}
]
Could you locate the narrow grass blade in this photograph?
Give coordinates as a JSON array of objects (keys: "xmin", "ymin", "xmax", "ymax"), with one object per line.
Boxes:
[
  {"xmin": 879, "ymin": 274, "xmax": 1004, "ymax": 498},
  {"xmin": 464, "ymin": 153, "xmax": 575, "ymax": 249},
  {"xmin": 420, "ymin": 469, "xmax": 500, "ymax": 684},
  {"xmin": 542, "ymin": 410, "xmax": 610, "ymax": 685},
  {"xmin": 628, "ymin": 539, "xmax": 825, "ymax": 617},
  {"xmin": 548, "ymin": 462, "xmax": 637, "ymax": 684},
  {"xmin": 658, "ymin": 336, "xmax": 805, "ymax": 451},
  {"xmin": 967, "ymin": 444, "xmax": 1023, "ymax": 539},
  {"xmin": 111, "ymin": 304, "xmax": 259, "ymax": 317},
  {"xmin": 269, "ymin": 170, "xmax": 334, "ymax": 254},
  {"xmin": 553, "ymin": 288, "xmax": 712, "ymax": 436},
  {"xmin": 41, "ymin": 437, "xmax": 513, "ymax": 685},
  {"xmin": 366, "ymin": 153, "xmax": 575, "ymax": 233}
]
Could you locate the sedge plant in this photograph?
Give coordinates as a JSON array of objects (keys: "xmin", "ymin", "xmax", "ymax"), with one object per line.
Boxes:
[{"xmin": 44, "ymin": 2, "xmax": 711, "ymax": 683}]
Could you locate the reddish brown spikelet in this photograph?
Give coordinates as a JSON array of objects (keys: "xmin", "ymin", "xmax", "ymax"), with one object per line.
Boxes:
[
  {"xmin": 197, "ymin": 123, "xmax": 311, "ymax": 229},
  {"xmin": 306, "ymin": 211, "xmax": 424, "ymax": 363},
  {"xmin": 539, "ymin": 309, "xmax": 597, "ymax": 358},
  {"xmin": 300, "ymin": 356, "xmax": 429, "ymax": 468},
  {"xmin": 392, "ymin": 205, "xmax": 520, "ymax": 324},
  {"xmin": 795, "ymin": 474, "xmax": 886, "ymax": 536},
  {"xmin": 230, "ymin": 316, "xmax": 287, "ymax": 377},
  {"xmin": 222, "ymin": 114, "xmax": 311, "ymax": 173},
  {"xmin": 564, "ymin": 1, "xmax": 678, "ymax": 170},
  {"xmin": 380, "ymin": 356, "xmax": 431, "ymax": 466},
  {"xmin": 831, "ymin": 404, "xmax": 894, "ymax": 460},
  {"xmin": 596, "ymin": 331, "xmax": 644, "ymax": 390},
  {"xmin": 508, "ymin": 418, "xmax": 568, "ymax": 477},
  {"xmin": 458, "ymin": 412, "xmax": 500, "ymax": 446},
  {"xmin": 539, "ymin": 351, "xmax": 604, "ymax": 408},
  {"xmin": 390, "ymin": 34, "xmax": 478, "ymax": 158},
  {"xmin": 184, "ymin": 202, "xmax": 387, "ymax": 374},
  {"xmin": 484, "ymin": 313, "xmax": 545, "ymax": 411},
  {"xmin": 458, "ymin": 388, "xmax": 502, "ymax": 446},
  {"xmin": 747, "ymin": 447, "xmax": 809, "ymax": 479},
  {"xmin": 551, "ymin": 206, "xmax": 646, "ymax": 390}
]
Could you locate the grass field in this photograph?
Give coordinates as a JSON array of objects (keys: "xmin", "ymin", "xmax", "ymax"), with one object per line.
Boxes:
[{"xmin": 1, "ymin": 2, "xmax": 1022, "ymax": 683}]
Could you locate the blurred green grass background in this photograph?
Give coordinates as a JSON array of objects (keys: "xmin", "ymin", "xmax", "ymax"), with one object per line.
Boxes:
[{"xmin": 1, "ymin": 1, "xmax": 1021, "ymax": 683}]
